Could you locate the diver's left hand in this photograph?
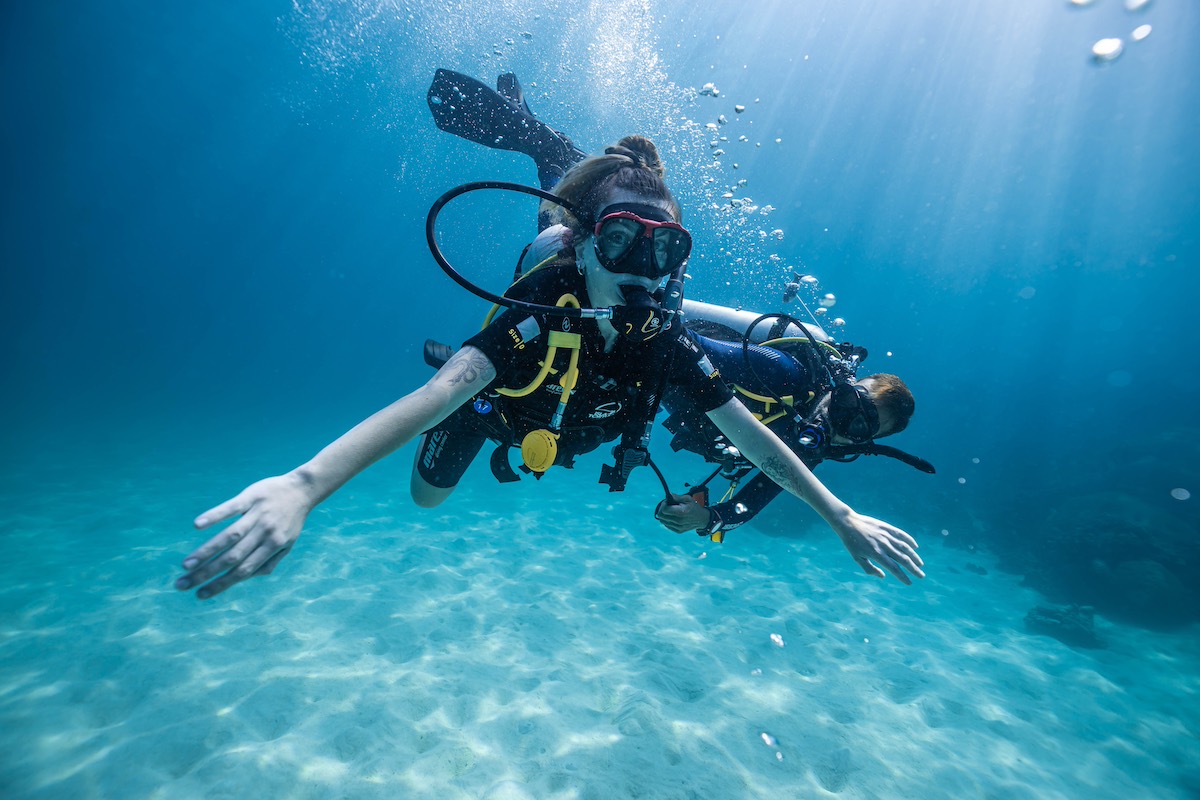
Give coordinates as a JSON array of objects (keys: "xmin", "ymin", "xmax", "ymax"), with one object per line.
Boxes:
[{"xmin": 830, "ymin": 510, "xmax": 924, "ymax": 585}]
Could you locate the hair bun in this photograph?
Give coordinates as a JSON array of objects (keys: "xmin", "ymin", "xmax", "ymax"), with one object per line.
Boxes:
[{"xmin": 605, "ymin": 135, "xmax": 666, "ymax": 178}]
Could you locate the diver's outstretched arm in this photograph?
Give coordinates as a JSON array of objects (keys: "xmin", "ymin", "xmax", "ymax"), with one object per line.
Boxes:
[
  {"xmin": 706, "ymin": 398, "xmax": 925, "ymax": 584},
  {"xmin": 175, "ymin": 347, "xmax": 497, "ymax": 599}
]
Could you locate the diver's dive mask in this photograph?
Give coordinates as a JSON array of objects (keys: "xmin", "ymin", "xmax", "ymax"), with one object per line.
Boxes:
[
  {"xmin": 828, "ymin": 383, "xmax": 880, "ymax": 443},
  {"xmin": 593, "ymin": 203, "xmax": 692, "ymax": 280}
]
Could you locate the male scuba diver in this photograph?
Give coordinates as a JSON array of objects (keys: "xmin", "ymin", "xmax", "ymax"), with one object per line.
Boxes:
[
  {"xmin": 653, "ymin": 307, "xmax": 932, "ymax": 542},
  {"xmin": 426, "ymin": 69, "xmax": 933, "ymax": 544}
]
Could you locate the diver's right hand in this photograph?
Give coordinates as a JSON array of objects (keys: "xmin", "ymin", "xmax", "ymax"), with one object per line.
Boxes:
[
  {"xmin": 654, "ymin": 493, "xmax": 712, "ymax": 533},
  {"xmin": 175, "ymin": 473, "xmax": 316, "ymax": 600}
]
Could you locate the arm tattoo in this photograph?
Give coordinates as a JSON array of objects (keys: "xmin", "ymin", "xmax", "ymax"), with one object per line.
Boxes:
[
  {"xmin": 444, "ymin": 349, "xmax": 493, "ymax": 386},
  {"xmin": 759, "ymin": 455, "xmax": 808, "ymax": 500}
]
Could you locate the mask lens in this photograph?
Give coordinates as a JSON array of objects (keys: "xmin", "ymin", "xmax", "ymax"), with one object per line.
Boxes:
[
  {"xmin": 845, "ymin": 414, "xmax": 871, "ymax": 440},
  {"xmin": 652, "ymin": 227, "xmax": 689, "ymax": 273},
  {"xmin": 596, "ymin": 218, "xmax": 642, "ymax": 262}
]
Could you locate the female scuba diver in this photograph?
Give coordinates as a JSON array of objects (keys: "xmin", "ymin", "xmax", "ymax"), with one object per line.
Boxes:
[
  {"xmin": 427, "ymin": 69, "xmax": 934, "ymax": 545},
  {"xmin": 175, "ymin": 136, "xmax": 924, "ymax": 600}
]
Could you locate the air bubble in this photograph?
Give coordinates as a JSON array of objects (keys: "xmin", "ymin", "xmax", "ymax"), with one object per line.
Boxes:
[
  {"xmin": 1092, "ymin": 38, "xmax": 1124, "ymax": 63},
  {"xmin": 1132, "ymin": 24, "xmax": 1152, "ymax": 41},
  {"xmin": 1171, "ymin": 488, "xmax": 1191, "ymax": 501},
  {"xmin": 819, "ymin": 293, "xmax": 837, "ymax": 308}
]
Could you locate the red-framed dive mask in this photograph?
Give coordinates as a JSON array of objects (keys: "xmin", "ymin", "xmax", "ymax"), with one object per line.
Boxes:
[{"xmin": 592, "ymin": 203, "xmax": 692, "ymax": 279}]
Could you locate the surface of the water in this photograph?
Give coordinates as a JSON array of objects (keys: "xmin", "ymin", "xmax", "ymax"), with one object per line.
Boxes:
[{"xmin": 2, "ymin": 1, "xmax": 1198, "ymax": 798}]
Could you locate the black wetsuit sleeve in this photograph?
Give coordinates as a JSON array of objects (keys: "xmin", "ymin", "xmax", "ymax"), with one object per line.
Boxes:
[{"xmin": 709, "ymin": 472, "xmax": 783, "ymax": 532}]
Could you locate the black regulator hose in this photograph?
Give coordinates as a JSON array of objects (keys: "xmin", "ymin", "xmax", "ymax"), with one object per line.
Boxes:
[
  {"xmin": 740, "ymin": 312, "xmax": 824, "ymax": 420},
  {"xmin": 425, "ymin": 181, "xmax": 613, "ymax": 320}
]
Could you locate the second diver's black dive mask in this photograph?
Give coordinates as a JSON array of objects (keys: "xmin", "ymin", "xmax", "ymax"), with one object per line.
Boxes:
[
  {"xmin": 592, "ymin": 203, "xmax": 692, "ymax": 280},
  {"xmin": 828, "ymin": 383, "xmax": 881, "ymax": 443}
]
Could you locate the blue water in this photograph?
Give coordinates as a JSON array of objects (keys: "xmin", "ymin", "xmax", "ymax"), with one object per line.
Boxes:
[{"xmin": 2, "ymin": 1, "xmax": 1198, "ymax": 798}]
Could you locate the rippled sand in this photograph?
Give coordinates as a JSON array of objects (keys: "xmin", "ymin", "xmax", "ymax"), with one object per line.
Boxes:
[{"xmin": 1, "ymin": 445, "xmax": 1197, "ymax": 799}]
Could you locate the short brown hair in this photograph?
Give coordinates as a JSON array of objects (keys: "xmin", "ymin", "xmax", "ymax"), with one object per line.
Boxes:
[{"xmin": 864, "ymin": 373, "xmax": 915, "ymax": 436}]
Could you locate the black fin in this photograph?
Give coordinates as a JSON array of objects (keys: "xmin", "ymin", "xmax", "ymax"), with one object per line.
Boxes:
[
  {"xmin": 495, "ymin": 72, "xmax": 532, "ymax": 116},
  {"xmin": 423, "ymin": 339, "xmax": 455, "ymax": 369},
  {"xmin": 427, "ymin": 68, "xmax": 587, "ymax": 188}
]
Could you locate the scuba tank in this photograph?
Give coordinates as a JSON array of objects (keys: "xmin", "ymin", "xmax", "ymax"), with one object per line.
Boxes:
[{"xmin": 681, "ymin": 299, "xmax": 831, "ymax": 346}]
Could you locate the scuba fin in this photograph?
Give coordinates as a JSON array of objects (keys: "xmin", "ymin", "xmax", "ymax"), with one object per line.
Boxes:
[
  {"xmin": 495, "ymin": 72, "xmax": 530, "ymax": 115},
  {"xmin": 427, "ymin": 69, "xmax": 587, "ymax": 189},
  {"xmin": 423, "ymin": 339, "xmax": 455, "ymax": 369}
]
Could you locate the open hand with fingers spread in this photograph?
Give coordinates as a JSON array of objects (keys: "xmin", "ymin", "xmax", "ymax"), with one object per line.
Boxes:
[
  {"xmin": 176, "ymin": 473, "xmax": 316, "ymax": 599},
  {"xmin": 831, "ymin": 510, "xmax": 924, "ymax": 585}
]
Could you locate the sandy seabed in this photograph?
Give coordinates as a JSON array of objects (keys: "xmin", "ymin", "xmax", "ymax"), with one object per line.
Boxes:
[{"xmin": 1, "ymin": 459, "xmax": 1197, "ymax": 800}]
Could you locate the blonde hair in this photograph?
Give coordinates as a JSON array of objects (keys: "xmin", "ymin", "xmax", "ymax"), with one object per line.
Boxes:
[{"xmin": 541, "ymin": 135, "xmax": 680, "ymax": 235}]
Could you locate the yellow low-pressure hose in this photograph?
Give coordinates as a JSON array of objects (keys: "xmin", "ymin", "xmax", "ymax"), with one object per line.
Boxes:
[{"xmin": 497, "ymin": 294, "xmax": 581, "ymax": 398}]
